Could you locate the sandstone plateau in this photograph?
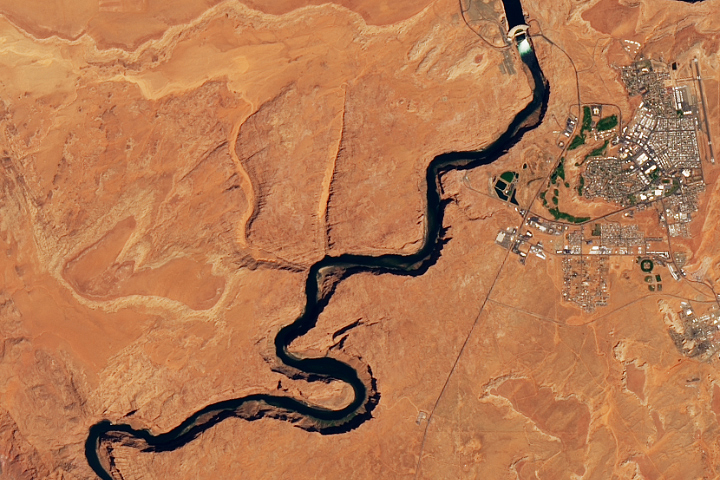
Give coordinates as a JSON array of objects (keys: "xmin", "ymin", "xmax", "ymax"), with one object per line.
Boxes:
[{"xmin": 1, "ymin": 0, "xmax": 720, "ymax": 479}]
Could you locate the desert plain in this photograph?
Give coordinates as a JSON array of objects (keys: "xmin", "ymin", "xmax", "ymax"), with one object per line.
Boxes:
[{"xmin": 1, "ymin": 0, "xmax": 720, "ymax": 478}]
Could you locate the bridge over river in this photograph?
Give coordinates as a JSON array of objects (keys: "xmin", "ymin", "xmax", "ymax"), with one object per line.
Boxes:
[{"xmin": 502, "ymin": 0, "xmax": 530, "ymax": 41}]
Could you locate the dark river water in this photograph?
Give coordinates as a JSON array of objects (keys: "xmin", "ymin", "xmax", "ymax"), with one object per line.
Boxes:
[
  {"xmin": 84, "ymin": 0, "xmax": 707, "ymax": 468},
  {"xmin": 502, "ymin": 0, "xmax": 526, "ymax": 28},
  {"xmin": 85, "ymin": 7, "xmax": 549, "ymax": 480}
]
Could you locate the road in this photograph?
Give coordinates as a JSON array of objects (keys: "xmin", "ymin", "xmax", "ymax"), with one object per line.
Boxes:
[{"xmin": 694, "ymin": 58, "xmax": 716, "ymax": 164}]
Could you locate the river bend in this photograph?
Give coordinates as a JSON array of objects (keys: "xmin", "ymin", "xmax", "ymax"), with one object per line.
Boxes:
[{"xmin": 85, "ymin": 14, "xmax": 548, "ymax": 480}]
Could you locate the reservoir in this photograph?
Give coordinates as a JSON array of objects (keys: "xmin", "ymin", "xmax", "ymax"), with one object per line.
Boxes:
[{"xmin": 501, "ymin": 0, "xmax": 526, "ymax": 29}]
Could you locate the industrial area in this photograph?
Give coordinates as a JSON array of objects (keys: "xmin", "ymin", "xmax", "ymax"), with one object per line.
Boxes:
[{"xmin": 671, "ymin": 303, "xmax": 720, "ymax": 362}]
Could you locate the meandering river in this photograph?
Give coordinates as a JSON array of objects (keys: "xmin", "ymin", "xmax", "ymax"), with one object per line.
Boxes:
[{"xmin": 85, "ymin": 3, "xmax": 548, "ymax": 478}]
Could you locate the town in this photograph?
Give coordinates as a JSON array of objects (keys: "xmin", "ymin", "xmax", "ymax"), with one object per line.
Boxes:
[
  {"xmin": 583, "ymin": 58, "xmax": 706, "ymax": 237},
  {"xmin": 495, "ymin": 57, "xmax": 712, "ymax": 313}
]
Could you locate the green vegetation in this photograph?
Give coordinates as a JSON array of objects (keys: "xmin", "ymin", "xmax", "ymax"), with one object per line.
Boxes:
[
  {"xmin": 676, "ymin": 109, "xmax": 684, "ymax": 118},
  {"xmin": 545, "ymin": 159, "xmax": 590, "ymax": 223},
  {"xmin": 548, "ymin": 207, "xmax": 590, "ymax": 223},
  {"xmin": 596, "ymin": 114, "xmax": 618, "ymax": 131},
  {"xmin": 550, "ymin": 158, "xmax": 566, "ymax": 184},
  {"xmin": 643, "ymin": 273, "xmax": 662, "ymax": 289},
  {"xmin": 579, "ymin": 139, "xmax": 609, "ymax": 165},
  {"xmin": 540, "ymin": 190, "xmax": 547, "ymax": 206},
  {"xmin": 582, "ymin": 106, "xmax": 592, "ymax": 132},
  {"xmin": 640, "ymin": 259, "xmax": 654, "ymax": 273},
  {"xmin": 578, "ymin": 175, "xmax": 585, "ymax": 196},
  {"xmin": 557, "ymin": 159, "xmax": 566, "ymax": 182},
  {"xmin": 568, "ymin": 107, "xmax": 593, "ymax": 150},
  {"xmin": 591, "ymin": 223, "xmax": 601, "ymax": 237},
  {"xmin": 649, "ymin": 169, "xmax": 661, "ymax": 181},
  {"xmin": 500, "ymin": 171, "xmax": 517, "ymax": 183},
  {"xmin": 587, "ymin": 139, "xmax": 609, "ymax": 158},
  {"xmin": 568, "ymin": 134, "xmax": 585, "ymax": 150},
  {"xmin": 666, "ymin": 179, "xmax": 680, "ymax": 196}
]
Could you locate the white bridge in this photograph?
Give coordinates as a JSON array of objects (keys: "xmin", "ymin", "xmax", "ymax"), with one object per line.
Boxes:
[{"xmin": 508, "ymin": 24, "xmax": 530, "ymax": 40}]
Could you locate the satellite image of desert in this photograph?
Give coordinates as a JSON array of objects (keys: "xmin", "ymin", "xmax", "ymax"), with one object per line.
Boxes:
[{"xmin": 1, "ymin": 0, "xmax": 720, "ymax": 478}]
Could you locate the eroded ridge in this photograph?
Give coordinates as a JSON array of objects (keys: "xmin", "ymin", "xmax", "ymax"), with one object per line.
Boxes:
[{"xmin": 85, "ymin": 37, "xmax": 549, "ymax": 480}]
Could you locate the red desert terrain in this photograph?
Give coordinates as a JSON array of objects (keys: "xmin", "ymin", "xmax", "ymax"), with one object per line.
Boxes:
[{"xmin": 1, "ymin": 0, "xmax": 720, "ymax": 478}]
